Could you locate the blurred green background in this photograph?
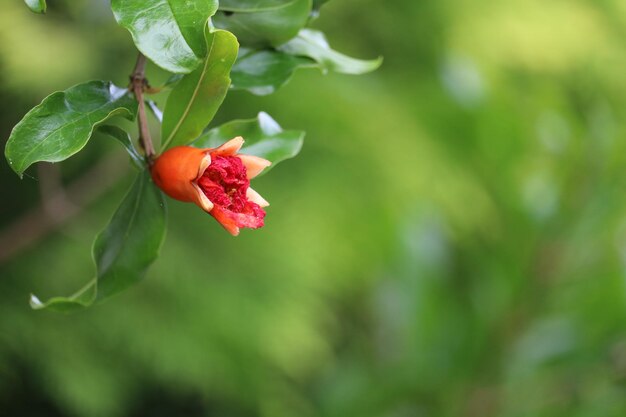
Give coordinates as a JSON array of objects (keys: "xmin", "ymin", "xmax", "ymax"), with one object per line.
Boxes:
[{"xmin": 2, "ymin": 0, "xmax": 626, "ymax": 416}]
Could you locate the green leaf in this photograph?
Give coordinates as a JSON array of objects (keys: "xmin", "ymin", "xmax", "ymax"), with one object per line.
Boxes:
[
  {"xmin": 192, "ymin": 112, "xmax": 304, "ymax": 173},
  {"xmin": 279, "ymin": 29, "xmax": 382, "ymax": 74},
  {"xmin": 111, "ymin": 0, "xmax": 218, "ymax": 73},
  {"xmin": 231, "ymin": 28, "xmax": 382, "ymax": 95},
  {"xmin": 5, "ymin": 81, "xmax": 137, "ymax": 178},
  {"xmin": 97, "ymin": 125, "xmax": 145, "ymax": 170},
  {"xmin": 214, "ymin": 0, "xmax": 311, "ymax": 47},
  {"xmin": 231, "ymin": 48, "xmax": 316, "ymax": 95},
  {"xmin": 30, "ymin": 170, "xmax": 167, "ymax": 312},
  {"xmin": 24, "ymin": 0, "xmax": 46, "ymax": 13},
  {"xmin": 161, "ymin": 29, "xmax": 239, "ymax": 149}
]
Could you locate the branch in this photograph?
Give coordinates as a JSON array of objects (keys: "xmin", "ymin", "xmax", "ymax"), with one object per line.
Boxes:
[
  {"xmin": 130, "ymin": 53, "xmax": 156, "ymax": 161},
  {"xmin": 0, "ymin": 154, "xmax": 129, "ymax": 265},
  {"xmin": 37, "ymin": 163, "xmax": 76, "ymax": 220}
]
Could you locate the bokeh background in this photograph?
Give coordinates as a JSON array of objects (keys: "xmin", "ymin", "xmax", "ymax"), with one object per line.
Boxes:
[{"xmin": 2, "ymin": 0, "xmax": 626, "ymax": 416}]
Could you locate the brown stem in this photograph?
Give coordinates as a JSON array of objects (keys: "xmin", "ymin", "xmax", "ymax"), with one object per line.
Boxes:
[{"xmin": 130, "ymin": 53, "xmax": 156, "ymax": 162}]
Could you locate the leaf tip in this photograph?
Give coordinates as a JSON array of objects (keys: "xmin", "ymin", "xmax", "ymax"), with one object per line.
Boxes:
[
  {"xmin": 257, "ymin": 112, "xmax": 282, "ymax": 134},
  {"xmin": 24, "ymin": 0, "xmax": 46, "ymax": 14},
  {"xmin": 372, "ymin": 55, "xmax": 384, "ymax": 70},
  {"xmin": 29, "ymin": 294, "xmax": 44, "ymax": 310},
  {"xmin": 5, "ymin": 156, "xmax": 24, "ymax": 178}
]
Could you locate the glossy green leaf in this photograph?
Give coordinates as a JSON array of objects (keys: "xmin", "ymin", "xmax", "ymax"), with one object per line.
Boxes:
[
  {"xmin": 193, "ymin": 112, "xmax": 304, "ymax": 173},
  {"xmin": 279, "ymin": 29, "xmax": 383, "ymax": 74},
  {"xmin": 97, "ymin": 125, "xmax": 145, "ymax": 170},
  {"xmin": 5, "ymin": 81, "xmax": 137, "ymax": 178},
  {"xmin": 231, "ymin": 48, "xmax": 315, "ymax": 95},
  {"xmin": 24, "ymin": 0, "xmax": 46, "ymax": 13},
  {"xmin": 161, "ymin": 29, "xmax": 238, "ymax": 149},
  {"xmin": 111, "ymin": 0, "xmax": 218, "ymax": 73},
  {"xmin": 30, "ymin": 170, "xmax": 167, "ymax": 312},
  {"xmin": 214, "ymin": 0, "xmax": 311, "ymax": 47},
  {"xmin": 231, "ymin": 27, "xmax": 382, "ymax": 95}
]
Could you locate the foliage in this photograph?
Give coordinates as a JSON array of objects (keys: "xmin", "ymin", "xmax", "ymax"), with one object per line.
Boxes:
[
  {"xmin": 213, "ymin": 0, "xmax": 312, "ymax": 47},
  {"xmin": 111, "ymin": 0, "xmax": 218, "ymax": 73},
  {"xmin": 4, "ymin": 0, "xmax": 379, "ymax": 310},
  {"xmin": 5, "ymin": 81, "xmax": 137, "ymax": 177},
  {"xmin": 2, "ymin": 0, "xmax": 626, "ymax": 417},
  {"xmin": 30, "ymin": 170, "xmax": 167, "ymax": 312},
  {"xmin": 161, "ymin": 29, "xmax": 238, "ymax": 149}
]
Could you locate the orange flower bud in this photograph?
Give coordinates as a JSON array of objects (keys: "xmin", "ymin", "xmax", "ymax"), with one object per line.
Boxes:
[{"xmin": 151, "ymin": 137, "xmax": 271, "ymax": 236}]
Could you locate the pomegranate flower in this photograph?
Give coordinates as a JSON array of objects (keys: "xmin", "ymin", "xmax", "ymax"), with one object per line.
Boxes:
[{"xmin": 151, "ymin": 137, "xmax": 271, "ymax": 236}]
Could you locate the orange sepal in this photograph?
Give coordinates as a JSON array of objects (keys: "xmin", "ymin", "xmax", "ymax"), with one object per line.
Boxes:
[{"xmin": 150, "ymin": 146, "xmax": 213, "ymax": 212}]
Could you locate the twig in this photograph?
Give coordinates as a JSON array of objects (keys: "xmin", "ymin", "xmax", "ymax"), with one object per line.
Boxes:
[
  {"xmin": 37, "ymin": 163, "xmax": 77, "ymax": 220},
  {"xmin": 130, "ymin": 53, "xmax": 156, "ymax": 162},
  {"xmin": 0, "ymin": 154, "xmax": 128, "ymax": 264}
]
